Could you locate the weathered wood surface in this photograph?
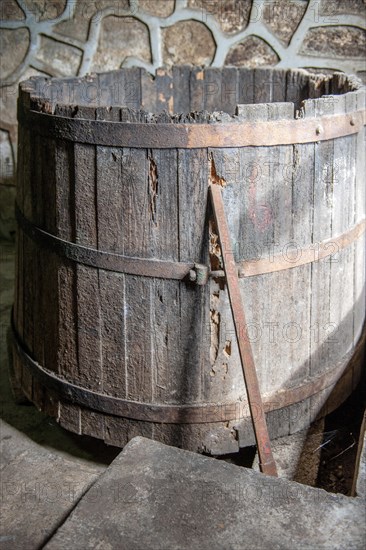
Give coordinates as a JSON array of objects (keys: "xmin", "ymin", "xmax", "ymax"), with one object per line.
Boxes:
[{"xmin": 12, "ymin": 67, "xmax": 365, "ymax": 453}]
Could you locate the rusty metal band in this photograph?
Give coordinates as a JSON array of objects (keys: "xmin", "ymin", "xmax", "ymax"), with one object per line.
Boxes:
[
  {"xmin": 239, "ymin": 219, "xmax": 366, "ymax": 277},
  {"xmin": 18, "ymin": 107, "xmax": 366, "ymax": 148},
  {"xmin": 15, "ymin": 204, "xmax": 194, "ymax": 281},
  {"xmin": 11, "ymin": 318, "xmax": 363, "ymax": 425},
  {"xmin": 16, "ymin": 204, "xmax": 365, "ymax": 280}
]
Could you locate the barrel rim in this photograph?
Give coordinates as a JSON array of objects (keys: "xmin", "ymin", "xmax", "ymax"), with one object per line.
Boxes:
[{"xmin": 18, "ymin": 105, "xmax": 366, "ymax": 148}]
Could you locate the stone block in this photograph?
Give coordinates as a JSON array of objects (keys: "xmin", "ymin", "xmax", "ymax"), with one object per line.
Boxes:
[{"xmin": 45, "ymin": 436, "xmax": 366, "ymax": 550}]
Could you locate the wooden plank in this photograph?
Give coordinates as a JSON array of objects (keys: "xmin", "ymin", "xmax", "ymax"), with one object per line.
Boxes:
[
  {"xmin": 73, "ymin": 106, "xmax": 99, "ymax": 246},
  {"xmin": 254, "ymin": 68, "xmax": 274, "ymax": 103},
  {"xmin": 38, "ymin": 131, "xmax": 57, "ymax": 376},
  {"xmin": 103, "ymin": 416, "xmax": 154, "ymax": 448},
  {"xmin": 116, "ymin": 110, "xmax": 153, "ymax": 406},
  {"xmin": 331, "ymin": 94, "xmax": 354, "ymax": 354},
  {"xmin": 353, "ymin": 89, "xmax": 366, "ymax": 361},
  {"xmin": 289, "ymin": 399, "xmax": 311, "ymax": 435},
  {"xmin": 146, "ymin": 146, "xmax": 180, "ymax": 405},
  {"xmin": 140, "ymin": 69, "xmax": 156, "ymax": 113},
  {"xmin": 73, "ymin": 105, "xmax": 102, "ymax": 392},
  {"xmin": 271, "ymin": 68, "xmax": 287, "ymax": 103},
  {"xmin": 122, "ymin": 67, "xmax": 142, "ymax": 111},
  {"xmin": 99, "ymin": 69, "xmax": 123, "ymax": 108},
  {"xmin": 150, "ymin": 279, "xmax": 180, "ymax": 404},
  {"xmin": 221, "ymin": 67, "xmax": 238, "ymax": 115},
  {"xmin": 53, "ymin": 105, "xmax": 78, "ymax": 384},
  {"xmin": 308, "ymin": 74, "xmax": 325, "ymax": 99},
  {"xmin": 93, "ymin": 102, "xmax": 125, "ymax": 440},
  {"xmin": 189, "ymin": 67, "xmax": 205, "ymax": 112},
  {"xmin": 95, "ymin": 105, "xmax": 126, "ymax": 410},
  {"xmin": 238, "ymin": 68, "xmax": 254, "ymax": 104},
  {"xmin": 278, "ymin": 264, "xmax": 312, "ymax": 393},
  {"xmin": 237, "ymin": 154, "xmax": 274, "ymax": 401},
  {"xmin": 97, "ymin": 269, "xmax": 125, "ymax": 402},
  {"xmin": 266, "ymin": 405, "xmax": 291, "ymax": 440},
  {"xmin": 178, "ymin": 147, "xmax": 209, "ymax": 404},
  {"xmin": 59, "ymin": 402, "xmax": 81, "ymax": 435},
  {"xmin": 41, "ymin": 387, "xmax": 59, "ymax": 418},
  {"xmin": 285, "ymin": 69, "xmax": 309, "ymax": 110},
  {"xmin": 32, "ymin": 378, "xmax": 45, "ymax": 413},
  {"xmin": 32, "ymin": 89, "xmax": 62, "ymax": 381},
  {"xmin": 328, "ymin": 93, "xmax": 355, "ymax": 396},
  {"xmin": 80, "ymin": 409, "xmax": 105, "ymax": 440},
  {"xmin": 96, "ymin": 139, "xmax": 141, "ymax": 403},
  {"xmin": 13, "ymin": 90, "xmax": 28, "ymax": 337},
  {"xmin": 156, "ymin": 68, "xmax": 174, "ymax": 114},
  {"xmin": 21, "ymin": 230, "xmax": 34, "ymax": 362},
  {"xmin": 21, "ymin": 121, "xmax": 39, "ymax": 365},
  {"xmin": 31, "ymin": 126, "xmax": 54, "ymax": 380},
  {"xmin": 203, "ymin": 67, "xmax": 222, "ymax": 112},
  {"xmin": 205, "ymin": 146, "xmax": 243, "ymax": 406},
  {"xmin": 148, "ymin": 149, "xmax": 179, "ymax": 260},
  {"xmin": 124, "ymin": 273, "xmax": 153, "ymax": 403},
  {"xmin": 284, "ymin": 137, "xmax": 313, "ymax": 389},
  {"xmin": 172, "ymin": 65, "xmax": 191, "ymax": 114},
  {"xmin": 14, "ymin": 226, "xmax": 23, "ymax": 338},
  {"xmin": 306, "ymin": 97, "xmax": 334, "ymax": 381},
  {"xmin": 236, "ymin": 103, "xmax": 296, "ymax": 418},
  {"xmin": 8, "ymin": 324, "xmax": 24, "ymax": 403}
]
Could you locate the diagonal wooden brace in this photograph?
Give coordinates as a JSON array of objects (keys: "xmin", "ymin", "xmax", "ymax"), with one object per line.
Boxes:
[{"xmin": 209, "ymin": 184, "xmax": 277, "ymax": 477}]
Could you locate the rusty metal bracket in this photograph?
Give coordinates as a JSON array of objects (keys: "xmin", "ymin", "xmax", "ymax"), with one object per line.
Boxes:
[
  {"xmin": 15, "ymin": 204, "xmax": 195, "ymax": 282},
  {"xmin": 209, "ymin": 183, "xmax": 278, "ymax": 477},
  {"xmin": 188, "ymin": 264, "xmax": 209, "ymax": 285}
]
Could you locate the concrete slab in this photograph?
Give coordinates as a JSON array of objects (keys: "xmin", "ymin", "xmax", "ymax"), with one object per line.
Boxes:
[
  {"xmin": 46, "ymin": 436, "xmax": 366, "ymax": 550},
  {"xmin": 0, "ymin": 420, "xmax": 104, "ymax": 550}
]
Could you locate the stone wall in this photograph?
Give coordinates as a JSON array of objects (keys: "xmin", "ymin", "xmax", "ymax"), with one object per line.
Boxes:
[{"xmin": 0, "ymin": 0, "xmax": 365, "ymax": 238}]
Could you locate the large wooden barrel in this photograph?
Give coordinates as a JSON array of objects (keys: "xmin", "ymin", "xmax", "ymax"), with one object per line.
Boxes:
[{"xmin": 12, "ymin": 67, "xmax": 365, "ymax": 454}]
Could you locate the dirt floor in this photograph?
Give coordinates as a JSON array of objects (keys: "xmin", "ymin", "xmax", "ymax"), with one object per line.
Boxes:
[{"xmin": 316, "ymin": 382, "xmax": 365, "ymax": 495}]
